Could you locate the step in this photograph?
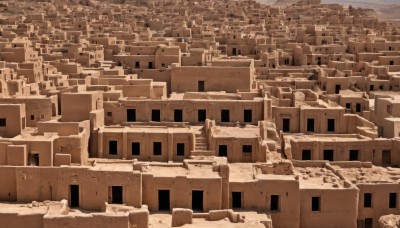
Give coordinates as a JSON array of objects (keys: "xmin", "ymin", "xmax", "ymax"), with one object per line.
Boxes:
[{"xmin": 190, "ymin": 150, "xmax": 214, "ymax": 156}]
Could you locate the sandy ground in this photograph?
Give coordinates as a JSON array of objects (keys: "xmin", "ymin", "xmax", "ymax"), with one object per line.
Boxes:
[{"xmin": 148, "ymin": 212, "xmax": 267, "ymax": 228}]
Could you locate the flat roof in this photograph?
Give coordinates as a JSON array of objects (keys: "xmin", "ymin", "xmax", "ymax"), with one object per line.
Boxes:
[
  {"xmin": 333, "ymin": 165, "xmax": 400, "ymax": 184},
  {"xmin": 211, "ymin": 126, "xmax": 260, "ymax": 138},
  {"xmin": 294, "ymin": 166, "xmax": 347, "ymax": 189}
]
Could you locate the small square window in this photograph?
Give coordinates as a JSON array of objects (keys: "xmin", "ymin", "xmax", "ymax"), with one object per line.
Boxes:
[
  {"xmin": 0, "ymin": 118, "xmax": 5, "ymax": 127},
  {"xmin": 242, "ymin": 145, "xmax": 252, "ymax": 153}
]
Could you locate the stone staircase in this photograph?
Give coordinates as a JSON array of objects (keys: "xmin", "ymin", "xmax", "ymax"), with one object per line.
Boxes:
[{"xmin": 190, "ymin": 127, "xmax": 214, "ymax": 156}]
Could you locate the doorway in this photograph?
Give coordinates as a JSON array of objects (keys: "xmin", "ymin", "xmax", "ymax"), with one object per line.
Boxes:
[
  {"xmin": 198, "ymin": 81, "xmax": 205, "ymax": 92},
  {"xmin": 127, "ymin": 109, "xmax": 136, "ymax": 122},
  {"xmin": 174, "ymin": 109, "xmax": 183, "ymax": 122},
  {"xmin": 221, "ymin": 110, "xmax": 230, "ymax": 122},
  {"xmin": 382, "ymin": 150, "xmax": 391, "ymax": 166},
  {"xmin": 70, "ymin": 185, "xmax": 79, "ymax": 208},
  {"xmin": 307, "ymin": 118, "xmax": 315, "ymax": 132},
  {"xmin": 192, "ymin": 190, "xmax": 203, "ymax": 212},
  {"xmin": 232, "ymin": 192, "xmax": 242, "ymax": 209},
  {"xmin": 283, "ymin": 118, "xmax": 290, "ymax": 132},
  {"xmin": 158, "ymin": 190, "xmax": 170, "ymax": 211},
  {"xmin": 323, "ymin": 150, "xmax": 334, "ymax": 161},
  {"xmin": 110, "ymin": 186, "xmax": 123, "ymax": 204},
  {"xmin": 219, "ymin": 145, "xmax": 227, "ymax": 157}
]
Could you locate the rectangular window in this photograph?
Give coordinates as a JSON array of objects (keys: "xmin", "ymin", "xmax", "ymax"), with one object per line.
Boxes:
[
  {"xmin": 271, "ymin": 195, "xmax": 280, "ymax": 211},
  {"xmin": 153, "ymin": 142, "xmax": 162, "ymax": 156},
  {"xmin": 31, "ymin": 115, "xmax": 35, "ymax": 120},
  {"xmin": 219, "ymin": 145, "xmax": 227, "ymax": 157},
  {"xmin": 152, "ymin": 109, "xmax": 161, "ymax": 122},
  {"xmin": 364, "ymin": 193, "xmax": 372, "ymax": 208},
  {"xmin": 174, "ymin": 109, "xmax": 183, "ymax": 122},
  {"xmin": 132, "ymin": 142, "xmax": 140, "ymax": 156},
  {"xmin": 335, "ymin": 84, "xmax": 341, "ymax": 94},
  {"xmin": 302, "ymin": 150, "xmax": 312, "ymax": 160},
  {"xmin": 283, "ymin": 118, "xmax": 290, "ymax": 132},
  {"xmin": 198, "ymin": 109, "xmax": 206, "ymax": 122},
  {"xmin": 148, "ymin": 62, "xmax": 153, "ymax": 69},
  {"xmin": 198, "ymin": 81, "xmax": 205, "ymax": 92},
  {"xmin": 0, "ymin": 118, "xmax": 5, "ymax": 127},
  {"xmin": 349, "ymin": 150, "xmax": 359, "ymax": 161},
  {"xmin": 177, "ymin": 143, "xmax": 185, "ymax": 156},
  {"xmin": 242, "ymin": 145, "xmax": 252, "ymax": 153},
  {"xmin": 127, "ymin": 109, "xmax": 136, "ymax": 122},
  {"xmin": 244, "ymin": 109, "xmax": 252, "ymax": 123},
  {"xmin": 135, "ymin": 62, "xmax": 139, "ymax": 68},
  {"xmin": 327, "ymin": 119, "xmax": 335, "ymax": 132},
  {"xmin": 110, "ymin": 186, "xmax": 123, "ymax": 204},
  {"xmin": 356, "ymin": 103, "xmax": 361, "ymax": 112},
  {"xmin": 370, "ymin": 85, "xmax": 374, "ymax": 91},
  {"xmin": 312, "ymin": 197, "xmax": 320, "ymax": 211},
  {"xmin": 345, "ymin": 103, "xmax": 351, "ymax": 110},
  {"xmin": 307, "ymin": 118, "xmax": 315, "ymax": 132},
  {"xmin": 221, "ymin": 109, "xmax": 230, "ymax": 122},
  {"xmin": 390, "ymin": 193, "xmax": 397, "ymax": 209},
  {"xmin": 109, "ymin": 141, "xmax": 118, "ymax": 155}
]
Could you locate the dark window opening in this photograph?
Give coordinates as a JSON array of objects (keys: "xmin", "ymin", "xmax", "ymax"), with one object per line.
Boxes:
[
  {"xmin": 198, "ymin": 109, "xmax": 206, "ymax": 122},
  {"xmin": 348, "ymin": 150, "xmax": 359, "ymax": 161},
  {"xmin": 307, "ymin": 118, "xmax": 315, "ymax": 132},
  {"xmin": 302, "ymin": 150, "xmax": 312, "ymax": 160},
  {"xmin": 219, "ymin": 145, "xmax": 227, "ymax": 157},
  {"xmin": 174, "ymin": 109, "xmax": 183, "ymax": 122},
  {"xmin": 365, "ymin": 218, "xmax": 373, "ymax": 228},
  {"xmin": 110, "ymin": 186, "xmax": 123, "ymax": 204},
  {"xmin": 152, "ymin": 109, "xmax": 161, "ymax": 122},
  {"xmin": 158, "ymin": 190, "xmax": 170, "ymax": 211},
  {"xmin": 242, "ymin": 145, "xmax": 252, "ymax": 153},
  {"xmin": 283, "ymin": 118, "xmax": 290, "ymax": 132},
  {"xmin": 31, "ymin": 115, "xmax": 35, "ymax": 120},
  {"xmin": 135, "ymin": 61, "xmax": 139, "ymax": 68},
  {"xmin": 364, "ymin": 193, "xmax": 372, "ymax": 208},
  {"xmin": 0, "ymin": 118, "xmax": 5, "ymax": 127},
  {"xmin": 390, "ymin": 60, "xmax": 394, "ymax": 65},
  {"xmin": 370, "ymin": 85, "xmax": 374, "ymax": 91},
  {"xmin": 127, "ymin": 109, "xmax": 136, "ymax": 122},
  {"xmin": 356, "ymin": 103, "xmax": 361, "ymax": 112},
  {"xmin": 192, "ymin": 190, "xmax": 203, "ymax": 212},
  {"xmin": 153, "ymin": 142, "xmax": 162, "ymax": 156},
  {"xmin": 132, "ymin": 142, "xmax": 140, "ymax": 156},
  {"xmin": 232, "ymin": 48, "xmax": 237, "ymax": 55},
  {"xmin": 109, "ymin": 141, "xmax": 118, "ymax": 155},
  {"xmin": 232, "ymin": 192, "xmax": 242, "ymax": 208},
  {"xmin": 335, "ymin": 84, "xmax": 341, "ymax": 94},
  {"xmin": 271, "ymin": 195, "xmax": 280, "ymax": 211},
  {"xmin": 177, "ymin": 143, "xmax": 185, "ymax": 156},
  {"xmin": 327, "ymin": 119, "xmax": 335, "ymax": 132},
  {"xmin": 244, "ymin": 109, "xmax": 252, "ymax": 123},
  {"xmin": 323, "ymin": 150, "xmax": 334, "ymax": 161},
  {"xmin": 148, "ymin": 62, "xmax": 153, "ymax": 69},
  {"xmin": 198, "ymin": 81, "xmax": 205, "ymax": 92},
  {"xmin": 346, "ymin": 103, "xmax": 351, "ymax": 110},
  {"xmin": 221, "ymin": 109, "xmax": 230, "ymax": 122},
  {"xmin": 390, "ymin": 193, "xmax": 397, "ymax": 208},
  {"xmin": 312, "ymin": 197, "xmax": 320, "ymax": 211},
  {"xmin": 70, "ymin": 185, "xmax": 79, "ymax": 208}
]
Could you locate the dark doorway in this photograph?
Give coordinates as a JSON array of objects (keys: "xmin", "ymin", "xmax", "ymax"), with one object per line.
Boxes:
[
  {"xmin": 323, "ymin": 150, "xmax": 334, "ymax": 161},
  {"xmin": 232, "ymin": 192, "xmax": 242, "ymax": 209},
  {"xmin": 177, "ymin": 143, "xmax": 185, "ymax": 156},
  {"xmin": 192, "ymin": 190, "xmax": 203, "ymax": 211},
  {"xmin": 389, "ymin": 193, "xmax": 397, "ymax": 208},
  {"xmin": 270, "ymin": 195, "xmax": 280, "ymax": 211},
  {"xmin": 219, "ymin": 145, "xmax": 227, "ymax": 157},
  {"xmin": 198, "ymin": 109, "xmax": 206, "ymax": 122},
  {"xmin": 135, "ymin": 62, "xmax": 139, "ymax": 68},
  {"xmin": 152, "ymin": 109, "xmax": 161, "ymax": 122},
  {"xmin": 28, "ymin": 154, "xmax": 39, "ymax": 166},
  {"xmin": 153, "ymin": 142, "xmax": 162, "ymax": 156},
  {"xmin": 158, "ymin": 190, "xmax": 170, "ymax": 211},
  {"xmin": 283, "ymin": 118, "xmax": 290, "ymax": 132},
  {"xmin": 232, "ymin": 48, "xmax": 237, "ymax": 55},
  {"xmin": 370, "ymin": 85, "xmax": 374, "ymax": 91},
  {"xmin": 365, "ymin": 218, "xmax": 373, "ymax": 228},
  {"xmin": 109, "ymin": 141, "xmax": 118, "ymax": 155},
  {"xmin": 364, "ymin": 193, "xmax": 372, "ymax": 208},
  {"xmin": 111, "ymin": 186, "xmax": 123, "ymax": 204},
  {"xmin": 174, "ymin": 109, "xmax": 183, "ymax": 122},
  {"xmin": 349, "ymin": 150, "xmax": 359, "ymax": 161},
  {"xmin": 312, "ymin": 197, "xmax": 320, "ymax": 211},
  {"xmin": 127, "ymin": 109, "xmax": 136, "ymax": 122},
  {"xmin": 327, "ymin": 119, "xmax": 335, "ymax": 132},
  {"xmin": 198, "ymin": 81, "xmax": 205, "ymax": 92},
  {"xmin": 302, "ymin": 150, "xmax": 311, "ymax": 160},
  {"xmin": 356, "ymin": 103, "xmax": 361, "ymax": 112},
  {"xmin": 70, "ymin": 185, "xmax": 79, "ymax": 208},
  {"xmin": 382, "ymin": 150, "xmax": 391, "ymax": 166},
  {"xmin": 335, "ymin": 84, "xmax": 341, "ymax": 94},
  {"xmin": 244, "ymin": 109, "xmax": 252, "ymax": 123},
  {"xmin": 307, "ymin": 118, "xmax": 315, "ymax": 132},
  {"xmin": 132, "ymin": 142, "xmax": 140, "ymax": 156},
  {"xmin": 148, "ymin": 62, "xmax": 153, "ymax": 69},
  {"xmin": 221, "ymin": 109, "xmax": 230, "ymax": 122}
]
